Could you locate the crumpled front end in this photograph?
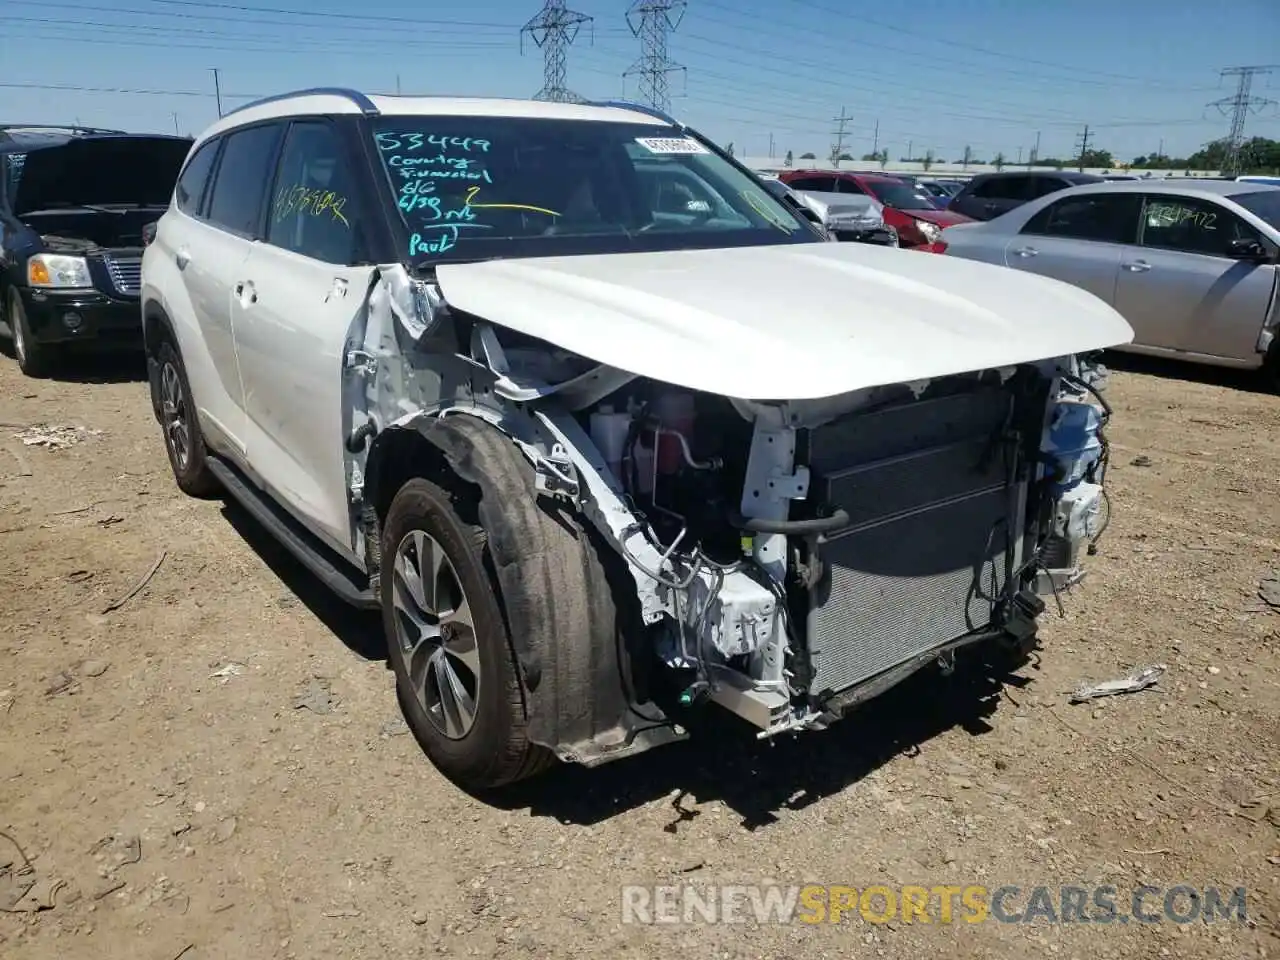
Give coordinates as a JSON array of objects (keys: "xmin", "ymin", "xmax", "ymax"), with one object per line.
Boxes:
[{"xmin": 347, "ymin": 262, "xmax": 1121, "ymax": 759}]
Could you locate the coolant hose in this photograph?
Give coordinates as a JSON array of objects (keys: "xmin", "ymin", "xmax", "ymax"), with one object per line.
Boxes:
[{"xmin": 728, "ymin": 508, "xmax": 851, "ymax": 535}]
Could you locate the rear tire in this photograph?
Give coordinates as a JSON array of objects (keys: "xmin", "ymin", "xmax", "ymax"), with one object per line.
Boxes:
[
  {"xmin": 8, "ymin": 289, "xmax": 55, "ymax": 378},
  {"xmin": 156, "ymin": 339, "xmax": 220, "ymax": 498},
  {"xmin": 382, "ymin": 478, "xmax": 551, "ymax": 791}
]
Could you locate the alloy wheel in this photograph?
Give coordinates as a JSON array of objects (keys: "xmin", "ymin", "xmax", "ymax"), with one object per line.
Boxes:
[
  {"xmin": 159, "ymin": 361, "xmax": 191, "ymax": 470},
  {"xmin": 391, "ymin": 529, "xmax": 481, "ymax": 740}
]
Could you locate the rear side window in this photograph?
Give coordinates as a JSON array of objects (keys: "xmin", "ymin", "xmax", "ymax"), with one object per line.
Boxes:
[
  {"xmin": 1022, "ymin": 193, "xmax": 1140, "ymax": 243},
  {"xmin": 266, "ymin": 122, "xmax": 361, "ymax": 265},
  {"xmin": 1030, "ymin": 177, "xmax": 1072, "ymax": 199},
  {"xmin": 175, "ymin": 139, "xmax": 219, "ymax": 216},
  {"xmin": 206, "ymin": 123, "xmax": 284, "ymax": 237},
  {"xmin": 972, "ymin": 176, "xmax": 1028, "ymax": 200},
  {"xmin": 787, "ymin": 176, "xmax": 840, "ymax": 192}
]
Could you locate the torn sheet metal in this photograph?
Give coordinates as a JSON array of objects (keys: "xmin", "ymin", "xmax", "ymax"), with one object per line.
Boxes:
[{"xmin": 1069, "ymin": 664, "xmax": 1166, "ymax": 704}]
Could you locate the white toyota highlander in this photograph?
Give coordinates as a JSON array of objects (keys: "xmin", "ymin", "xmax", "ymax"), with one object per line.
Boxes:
[{"xmin": 140, "ymin": 88, "xmax": 1134, "ymax": 790}]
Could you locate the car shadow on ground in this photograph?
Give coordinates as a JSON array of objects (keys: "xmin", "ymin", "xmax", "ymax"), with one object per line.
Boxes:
[
  {"xmin": 217, "ymin": 498, "xmax": 387, "ymax": 663},
  {"xmin": 496, "ymin": 651, "xmax": 1035, "ymax": 831},
  {"xmin": 1103, "ymin": 350, "xmax": 1272, "ymax": 395},
  {"xmin": 214, "ymin": 490, "xmax": 1035, "ymax": 830},
  {"xmin": 0, "ymin": 344, "xmax": 147, "ymax": 385}
]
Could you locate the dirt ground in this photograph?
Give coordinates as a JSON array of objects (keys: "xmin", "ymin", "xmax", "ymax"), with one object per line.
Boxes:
[{"xmin": 0, "ymin": 349, "xmax": 1277, "ymax": 960}]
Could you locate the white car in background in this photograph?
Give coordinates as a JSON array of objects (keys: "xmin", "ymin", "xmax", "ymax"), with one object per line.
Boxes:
[{"xmin": 140, "ymin": 88, "xmax": 1133, "ymax": 790}]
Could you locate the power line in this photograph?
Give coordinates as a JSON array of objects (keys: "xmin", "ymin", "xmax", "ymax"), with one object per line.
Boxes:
[
  {"xmin": 521, "ymin": 0, "xmax": 593, "ymax": 103},
  {"xmin": 624, "ymin": 0, "xmax": 686, "ymax": 113},
  {"xmin": 1208, "ymin": 65, "xmax": 1278, "ymax": 176}
]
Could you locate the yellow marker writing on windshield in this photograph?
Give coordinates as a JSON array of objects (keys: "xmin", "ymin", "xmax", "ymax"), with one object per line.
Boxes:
[{"xmin": 463, "ymin": 186, "xmax": 560, "ymax": 217}]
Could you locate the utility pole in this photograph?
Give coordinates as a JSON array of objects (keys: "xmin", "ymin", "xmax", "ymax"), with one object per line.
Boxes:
[
  {"xmin": 1074, "ymin": 124, "xmax": 1092, "ymax": 171},
  {"xmin": 768, "ymin": 131, "xmax": 774, "ymax": 158},
  {"xmin": 210, "ymin": 68, "xmax": 223, "ymax": 119},
  {"xmin": 624, "ymin": 0, "xmax": 686, "ymax": 113},
  {"xmin": 1029, "ymin": 130, "xmax": 1040, "ymax": 169},
  {"xmin": 871, "ymin": 119, "xmax": 879, "ymax": 156},
  {"xmin": 829, "ymin": 107, "xmax": 851, "ymax": 167},
  {"xmin": 907, "ymin": 139, "xmax": 913, "ymax": 161},
  {"xmin": 521, "ymin": 0, "xmax": 593, "ymax": 103},
  {"xmin": 172, "ymin": 112, "xmax": 180, "ymax": 135},
  {"xmin": 396, "ymin": 74, "xmax": 402, "ymax": 95},
  {"xmin": 1156, "ymin": 137, "xmax": 1164, "ymax": 161},
  {"xmin": 1209, "ymin": 65, "xmax": 1277, "ymax": 176},
  {"xmin": 962, "ymin": 144, "xmax": 972, "ymax": 169},
  {"xmin": 1016, "ymin": 146, "xmax": 1023, "ymax": 165}
]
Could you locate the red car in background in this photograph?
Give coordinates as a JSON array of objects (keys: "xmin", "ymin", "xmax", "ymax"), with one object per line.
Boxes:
[{"xmin": 779, "ymin": 170, "xmax": 972, "ymax": 251}]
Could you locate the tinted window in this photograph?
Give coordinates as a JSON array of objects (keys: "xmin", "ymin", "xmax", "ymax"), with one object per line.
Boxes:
[
  {"xmin": 266, "ymin": 122, "xmax": 360, "ymax": 264},
  {"xmin": 1030, "ymin": 177, "xmax": 1073, "ymax": 199},
  {"xmin": 206, "ymin": 124, "xmax": 283, "ymax": 237},
  {"xmin": 1022, "ymin": 193, "xmax": 1140, "ymax": 243},
  {"xmin": 1230, "ymin": 189, "xmax": 1280, "ymax": 231},
  {"xmin": 788, "ymin": 176, "xmax": 840, "ymax": 192},
  {"xmin": 972, "ymin": 176, "xmax": 1028, "ymax": 200},
  {"xmin": 372, "ymin": 118, "xmax": 814, "ymax": 265},
  {"xmin": 1140, "ymin": 196, "xmax": 1258, "ymax": 256},
  {"xmin": 175, "ymin": 139, "xmax": 218, "ymax": 216}
]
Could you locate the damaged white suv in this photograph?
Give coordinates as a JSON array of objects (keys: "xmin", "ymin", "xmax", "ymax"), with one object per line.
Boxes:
[{"xmin": 141, "ymin": 89, "xmax": 1133, "ymax": 790}]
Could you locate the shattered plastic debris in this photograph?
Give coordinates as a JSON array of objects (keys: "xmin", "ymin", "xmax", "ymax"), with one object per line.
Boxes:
[
  {"xmin": 1069, "ymin": 664, "xmax": 1166, "ymax": 704},
  {"xmin": 13, "ymin": 424, "xmax": 102, "ymax": 449},
  {"xmin": 1260, "ymin": 573, "xmax": 1280, "ymax": 609},
  {"xmin": 209, "ymin": 663, "xmax": 244, "ymax": 683}
]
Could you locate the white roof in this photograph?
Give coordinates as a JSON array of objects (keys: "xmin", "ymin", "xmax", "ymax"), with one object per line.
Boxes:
[{"xmin": 195, "ymin": 89, "xmax": 669, "ymax": 145}]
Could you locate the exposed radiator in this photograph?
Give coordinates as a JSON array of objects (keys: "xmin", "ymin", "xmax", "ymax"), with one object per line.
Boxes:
[{"xmin": 806, "ymin": 385, "xmax": 1024, "ymax": 696}]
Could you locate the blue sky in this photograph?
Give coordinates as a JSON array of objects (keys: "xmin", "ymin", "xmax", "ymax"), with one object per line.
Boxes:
[{"xmin": 1, "ymin": 0, "xmax": 1277, "ymax": 163}]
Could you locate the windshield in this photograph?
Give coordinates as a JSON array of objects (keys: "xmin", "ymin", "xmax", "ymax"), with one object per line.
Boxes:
[
  {"xmin": 1230, "ymin": 190, "xmax": 1280, "ymax": 231},
  {"xmin": 370, "ymin": 117, "xmax": 816, "ymax": 264},
  {"xmin": 864, "ymin": 179, "xmax": 938, "ymax": 211}
]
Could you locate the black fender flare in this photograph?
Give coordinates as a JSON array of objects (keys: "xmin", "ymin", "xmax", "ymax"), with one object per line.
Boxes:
[{"xmin": 370, "ymin": 412, "xmax": 677, "ymax": 764}]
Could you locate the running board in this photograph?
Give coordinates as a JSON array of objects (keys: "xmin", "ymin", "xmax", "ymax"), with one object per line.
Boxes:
[{"xmin": 206, "ymin": 456, "xmax": 378, "ymax": 610}]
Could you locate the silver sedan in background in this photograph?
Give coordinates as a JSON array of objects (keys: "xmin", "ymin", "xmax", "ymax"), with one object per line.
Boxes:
[{"xmin": 942, "ymin": 180, "xmax": 1280, "ymax": 388}]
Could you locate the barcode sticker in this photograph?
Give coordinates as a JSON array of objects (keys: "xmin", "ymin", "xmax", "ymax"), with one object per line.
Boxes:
[{"xmin": 634, "ymin": 136, "xmax": 709, "ymax": 155}]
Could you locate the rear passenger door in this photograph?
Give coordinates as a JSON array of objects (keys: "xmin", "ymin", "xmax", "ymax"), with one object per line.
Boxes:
[
  {"xmin": 167, "ymin": 123, "xmax": 284, "ymax": 458},
  {"xmin": 232, "ymin": 119, "xmax": 377, "ymax": 556},
  {"xmin": 1007, "ymin": 192, "xmax": 1139, "ymax": 310}
]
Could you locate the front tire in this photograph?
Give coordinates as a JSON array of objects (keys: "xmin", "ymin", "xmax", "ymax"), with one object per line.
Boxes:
[
  {"xmin": 382, "ymin": 478, "xmax": 550, "ymax": 791},
  {"xmin": 1264, "ymin": 340, "xmax": 1280, "ymax": 394},
  {"xmin": 8, "ymin": 289, "xmax": 55, "ymax": 378},
  {"xmin": 156, "ymin": 339, "xmax": 219, "ymax": 498}
]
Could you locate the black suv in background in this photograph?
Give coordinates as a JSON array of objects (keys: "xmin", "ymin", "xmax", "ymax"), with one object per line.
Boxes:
[
  {"xmin": 948, "ymin": 170, "xmax": 1105, "ymax": 222},
  {"xmin": 0, "ymin": 125, "xmax": 191, "ymax": 376}
]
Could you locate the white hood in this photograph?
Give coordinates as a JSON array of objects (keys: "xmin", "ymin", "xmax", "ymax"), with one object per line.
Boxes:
[{"xmin": 435, "ymin": 243, "xmax": 1134, "ymax": 401}]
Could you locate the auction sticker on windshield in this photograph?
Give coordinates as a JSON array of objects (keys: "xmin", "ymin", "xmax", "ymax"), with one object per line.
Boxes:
[{"xmin": 635, "ymin": 136, "xmax": 709, "ymax": 155}]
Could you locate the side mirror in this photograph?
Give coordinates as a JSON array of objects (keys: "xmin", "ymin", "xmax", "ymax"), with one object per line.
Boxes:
[{"xmin": 1226, "ymin": 238, "xmax": 1268, "ymax": 261}]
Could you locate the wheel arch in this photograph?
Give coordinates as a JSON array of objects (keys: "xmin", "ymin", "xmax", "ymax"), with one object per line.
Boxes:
[
  {"xmin": 142, "ymin": 299, "xmax": 178, "ymax": 421},
  {"xmin": 364, "ymin": 410, "xmax": 676, "ymax": 766}
]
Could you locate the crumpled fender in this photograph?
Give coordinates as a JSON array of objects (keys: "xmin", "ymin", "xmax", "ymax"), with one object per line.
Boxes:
[{"xmin": 412, "ymin": 413, "xmax": 680, "ymax": 765}]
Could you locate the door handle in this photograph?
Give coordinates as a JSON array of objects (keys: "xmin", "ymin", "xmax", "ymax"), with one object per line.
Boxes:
[
  {"xmin": 1012, "ymin": 246, "xmax": 1038, "ymax": 258},
  {"xmin": 175, "ymin": 247, "xmax": 190, "ymax": 269},
  {"xmin": 1122, "ymin": 260, "xmax": 1152, "ymax": 273},
  {"xmin": 235, "ymin": 280, "xmax": 258, "ymax": 305}
]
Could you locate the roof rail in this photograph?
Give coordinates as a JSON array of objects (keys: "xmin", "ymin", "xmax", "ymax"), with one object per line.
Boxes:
[
  {"xmin": 588, "ymin": 99, "xmax": 680, "ymax": 127},
  {"xmin": 224, "ymin": 87, "xmax": 380, "ymax": 119},
  {"xmin": 0, "ymin": 123, "xmax": 128, "ymax": 138}
]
